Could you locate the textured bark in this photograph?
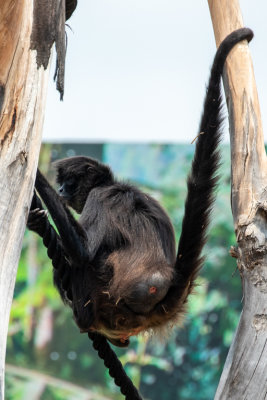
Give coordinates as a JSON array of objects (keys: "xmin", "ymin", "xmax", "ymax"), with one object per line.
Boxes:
[
  {"xmin": 207, "ymin": 1, "xmax": 267, "ymax": 399},
  {"xmin": 30, "ymin": 0, "xmax": 66, "ymax": 98},
  {"xmin": 0, "ymin": 1, "xmax": 51, "ymax": 399}
]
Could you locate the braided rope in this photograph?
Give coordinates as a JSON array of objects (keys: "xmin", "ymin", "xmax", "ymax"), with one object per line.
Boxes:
[
  {"xmin": 28, "ymin": 192, "xmax": 143, "ymax": 400},
  {"xmin": 88, "ymin": 332, "xmax": 143, "ymax": 400},
  {"xmin": 28, "ymin": 193, "xmax": 72, "ymax": 298}
]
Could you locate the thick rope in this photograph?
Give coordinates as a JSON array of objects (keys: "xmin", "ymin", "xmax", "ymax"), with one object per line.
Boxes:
[
  {"xmin": 88, "ymin": 332, "xmax": 143, "ymax": 400},
  {"xmin": 28, "ymin": 193, "xmax": 73, "ymax": 300},
  {"xmin": 28, "ymin": 192, "xmax": 143, "ymax": 400}
]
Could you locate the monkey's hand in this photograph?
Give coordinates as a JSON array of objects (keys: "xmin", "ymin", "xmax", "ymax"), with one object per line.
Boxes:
[
  {"xmin": 27, "ymin": 208, "xmax": 49, "ymax": 234},
  {"xmin": 27, "ymin": 191, "xmax": 49, "ymax": 235}
]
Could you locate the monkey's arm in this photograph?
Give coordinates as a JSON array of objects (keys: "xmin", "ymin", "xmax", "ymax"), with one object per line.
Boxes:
[
  {"xmin": 27, "ymin": 191, "xmax": 73, "ymax": 302},
  {"xmin": 35, "ymin": 169, "xmax": 90, "ymax": 265},
  {"xmin": 27, "ymin": 191, "xmax": 56, "ymax": 238},
  {"xmin": 175, "ymin": 28, "xmax": 253, "ymax": 287}
]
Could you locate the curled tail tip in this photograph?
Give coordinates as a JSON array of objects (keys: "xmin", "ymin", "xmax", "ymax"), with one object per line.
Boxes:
[
  {"xmin": 214, "ymin": 27, "xmax": 254, "ymax": 68},
  {"xmin": 223, "ymin": 27, "xmax": 254, "ymax": 46},
  {"xmin": 236, "ymin": 27, "xmax": 254, "ymax": 42}
]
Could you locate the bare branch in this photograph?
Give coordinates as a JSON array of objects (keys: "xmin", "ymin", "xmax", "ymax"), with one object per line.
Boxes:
[
  {"xmin": 0, "ymin": 1, "xmax": 51, "ymax": 398},
  {"xmin": 208, "ymin": 1, "xmax": 267, "ymax": 399}
]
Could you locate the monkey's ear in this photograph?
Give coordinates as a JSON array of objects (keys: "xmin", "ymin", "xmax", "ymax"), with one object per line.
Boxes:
[{"xmin": 85, "ymin": 160, "xmax": 114, "ymax": 186}]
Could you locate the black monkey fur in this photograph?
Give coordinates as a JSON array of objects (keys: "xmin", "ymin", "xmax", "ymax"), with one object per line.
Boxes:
[{"xmin": 28, "ymin": 28, "xmax": 253, "ymax": 347}]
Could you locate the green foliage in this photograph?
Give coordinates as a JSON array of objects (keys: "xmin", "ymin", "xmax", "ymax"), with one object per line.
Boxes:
[{"xmin": 7, "ymin": 143, "xmax": 242, "ymax": 400}]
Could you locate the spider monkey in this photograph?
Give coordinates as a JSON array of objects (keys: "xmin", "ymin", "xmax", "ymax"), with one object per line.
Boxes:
[{"xmin": 28, "ymin": 28, "xmax": 253, "ymax": 347}]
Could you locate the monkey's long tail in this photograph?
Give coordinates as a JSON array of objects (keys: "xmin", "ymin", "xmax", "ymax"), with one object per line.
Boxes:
[{"xmin": 175, "ymin": 28, "xmax": 253, "ymax": 288}]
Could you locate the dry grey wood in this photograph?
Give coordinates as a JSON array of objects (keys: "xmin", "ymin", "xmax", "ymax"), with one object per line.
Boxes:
[
  {"xmin": 207, "ymin": 1, "xmax": 267, "ymax": 399},
  {"xmin": 0, "ymin": 1, "xmax": 50, "ymax": 399}
]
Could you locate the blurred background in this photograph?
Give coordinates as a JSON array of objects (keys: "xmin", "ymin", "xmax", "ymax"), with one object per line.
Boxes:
[
  {"xmin": 6, "ymin": 143, "xmax": 242, "ymax": 400},
  {"xmin": 6, "ymin": 0, "xmax": 267, "ymax": 399}
]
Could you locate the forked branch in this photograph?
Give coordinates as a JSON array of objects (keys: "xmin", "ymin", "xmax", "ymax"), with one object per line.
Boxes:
[{"xmin": 208, "ymin": 1, "xmax": 267, "ymax": 399}]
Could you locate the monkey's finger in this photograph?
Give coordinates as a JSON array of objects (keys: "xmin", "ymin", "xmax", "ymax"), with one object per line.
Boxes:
[{"xmin": 30, "ymin": 208, "xmax": 48, "ymax": 217}]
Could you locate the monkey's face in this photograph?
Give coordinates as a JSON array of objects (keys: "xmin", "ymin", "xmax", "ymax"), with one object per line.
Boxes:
[
  {"xmin": 91, "ymin": 298, "xmax": 149, "ymax": 347},
  {"xmin": 91, "ymin": 289, "xmax": 184, "ymax": 347},
  {"xmin": 90, "ymin": 314, "xmax": 145, "ymax": 347},
  {"xmin": 58, "ymin": 177, "xmax": 77, "ymax": 200},
  {"xmin": 54, "ymin": 156, "xmax": 114, "ymax": 214},
  {"xmin": 75, "ymin": 289, "xmax": 148, "ymax": 347},
  {"xmin": 56, "ymin": 170, "xmax": 91, "ymax": 213},
  {"xmin": 58, "ymin": 177, "xmax": 86, "ymax": 213},
  {"xmin": 72, "ymin": 249, "xmax": 187, "ymax": 347},
  {"xmin": 85, "ymin": 252, "xmax": 180, "ymax": 347}
]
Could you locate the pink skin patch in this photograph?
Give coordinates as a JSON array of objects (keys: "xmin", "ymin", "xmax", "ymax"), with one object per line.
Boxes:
[
  {"xmin": 149, "ymin": 286, "xmax": 157, "ymax": 294},
  {"xmin": 120, "ymin": 327, "xmax": 143, "ymax": 343}
]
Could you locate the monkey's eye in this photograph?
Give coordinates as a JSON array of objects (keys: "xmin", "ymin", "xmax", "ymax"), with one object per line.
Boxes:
[
  {"xmin": 65, "ymin": 178, "xmax": 76, "ymax": 188},
  {"xmin": 116, "ymin": 317, "xmax": 126, "ymax": 327},
  {"xmin": 58, "ymin": 178, "xmax": 78, "ymax": 199},
  {"xmin": 63, "ymin": 178, "xmax": 78, "ymax": 194}
]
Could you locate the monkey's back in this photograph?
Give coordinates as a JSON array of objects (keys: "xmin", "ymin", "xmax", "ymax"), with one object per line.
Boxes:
[{"xmin": 79, "ymin": 182, "xmax": 177, "ymax": 266}]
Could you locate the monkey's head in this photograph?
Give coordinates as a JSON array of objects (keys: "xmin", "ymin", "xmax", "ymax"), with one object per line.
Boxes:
[
  {"xmin": 72, "ymin": 270, "xmax": 189, "ymax": 348},
  {"xmin": 90, "ymin": 285, "xmax": 186, "ymax": 348},
  {"xmin": 54, "ymin": 156, "xmax": 114, "ymax": 213},
  {"xmin": 69, "ymin": 235, "xmax": 191, "ymax": 347},
  {"xmin": 83, "ymin": 251, "xmax": 184, "ymax": 347}
]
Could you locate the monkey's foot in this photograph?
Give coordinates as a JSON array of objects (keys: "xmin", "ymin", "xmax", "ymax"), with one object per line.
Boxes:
[{"xmin": 229, "ymin": 246, "xmax": 238, "ymax": 258}]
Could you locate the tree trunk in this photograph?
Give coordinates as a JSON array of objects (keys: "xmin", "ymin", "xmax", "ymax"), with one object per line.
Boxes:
[
  {"xmin": 207, "ymin": 1, "xmax": 267, "ymax": 399},
  {"xmin": 0, "ymin": 1, "xmax": 51, "ymax": 398}
]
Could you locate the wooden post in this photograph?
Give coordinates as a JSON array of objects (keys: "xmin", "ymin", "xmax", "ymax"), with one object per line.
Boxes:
[
  {"xmin": 207, "ymin": 1, "xmax": 267, "ymax": 399},
  {"xmin": 0, "ymin": 1, "xmax": 51, "ymax": 398}
]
